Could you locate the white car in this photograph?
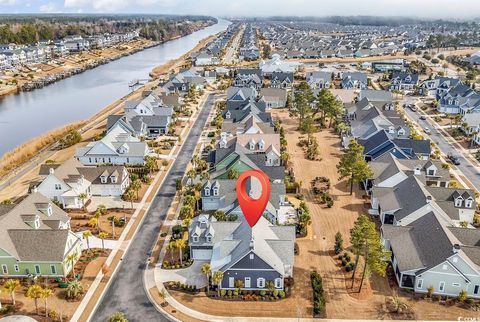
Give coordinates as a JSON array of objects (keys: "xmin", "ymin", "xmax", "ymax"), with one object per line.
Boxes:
[{"xmin": 424, "ymin": 127, "xmax": 431, "ymax": 134}]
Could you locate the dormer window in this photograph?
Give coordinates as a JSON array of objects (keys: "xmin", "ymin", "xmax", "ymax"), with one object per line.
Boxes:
[
  {"xmin": 249, "ymin": 140, "xmax": 256, "ymax": 150},
  {"xmin": 258, "ymin": 140, "xmax": 265, "ymax": 150},
  {"xmin": 213, "ymin": 187, "xmax": 219, "ymax": 196},
  {"xmin": 465, "ymin": 197, "xmax": 473, "ymax": 208},
  {"xmin": 225, "ymin": 111, "xmax": 231, "ymax": 119},
  {"xmin": 388, "ymin": 126, "xmax": 395, "ymax": 134},
  {"xmin": 204, "ymin": 187, "xmax": 210, "ymax": 196},
  {"xmin": 206, "ymin": 236, "xmax": 212, "ymax": 243},
  {"xmin": 192, "ymin": 235, "xmax": 199, "ymax": 242},
  {"xmin": 47, "ymin": 204, "xmax": 52, "ymax": 216},
  {"xmin": 454, "ymin": 197, "xmax": 463, "ymax": 208},
  {"xmin": 100, "ymin": 176, "xmax": 107, "ymax": 184},
  {"xmin": 111, "ymin": 176, "xmax": 117, "ymax": 184},
  {"xmin": 427, "ymin": 168, "xmax": 436, "ymax": 176}
]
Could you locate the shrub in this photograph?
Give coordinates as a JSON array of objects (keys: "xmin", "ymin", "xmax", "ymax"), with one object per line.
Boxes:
[
  {"xmin": 220, "ymin": 289, "xmax": 226, "ymax": 296},
  {"xmin": 458, "ymin": 290, "xmax": 468, "ymax": 302},
  {"xmin": 345, "ymin": 262, "xmax": 355, "ymax": 272},
  {"xmin": 227, "ymin": 290, "xmax": 232, "ymax": 297},
  {"xmin": 427, "ymin": 285, "xmax": 434, "ymax": 298},
  {"xmin": 260, "ymin": 290, "xmax": 266, "ymax": 297},
  {"xmin": 233, "ymin": 290, "xmax": 239, "ymax": 296},
  {"xmin": 334, "ymin": 231, "xmax": 343, "ymax": 255},
  {"xmin": 311, "ymin": 270, "xmax": 325, "ymax": 316},
  {"xmin": 343, "ymin": 253, "xmax": 351, "ymax": 262},
  {"xmin": 273, "ymin": 290, "xmax": 279, "ymax": 298},
  {"xmin": 279, "ymin": 291, "xmax": 286, "ymax": 298}
]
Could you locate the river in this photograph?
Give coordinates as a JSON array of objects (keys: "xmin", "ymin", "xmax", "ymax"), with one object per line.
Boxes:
[{"xmin": 0, "ymin": 18, "xmax": 230, "ymax": 157}]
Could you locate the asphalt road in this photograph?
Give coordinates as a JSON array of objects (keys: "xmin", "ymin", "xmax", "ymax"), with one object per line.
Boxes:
[
  {"xmin": 403, "ymin": 97, "xmax": 480, "ymax": 191},
  {"xmin": 91, "ymin": 93, "xmax": 215, "ymax": 322}
]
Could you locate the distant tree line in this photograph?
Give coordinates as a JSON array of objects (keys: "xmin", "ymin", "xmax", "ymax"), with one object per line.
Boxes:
[{"xmin": 0, "ymin": 14, "xmax": 216, "ymax": 44}]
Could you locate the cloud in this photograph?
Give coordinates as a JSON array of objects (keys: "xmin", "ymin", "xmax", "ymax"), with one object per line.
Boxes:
[
  {"xmin": 39, "ymin": 1, "xmax": 58, "ymax": 12},
  {"xmin": 0, "ymin": 0, "xmax": 16, "ymax": 5},
  {"xmin": 64, "ymin": 0, "xmax": 179, "ymax": 12}
]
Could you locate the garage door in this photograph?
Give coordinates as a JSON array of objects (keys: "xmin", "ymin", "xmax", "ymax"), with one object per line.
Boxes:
[{"xmin": 192, "ymin": 249, "xmax": 212, "ymax": 260}]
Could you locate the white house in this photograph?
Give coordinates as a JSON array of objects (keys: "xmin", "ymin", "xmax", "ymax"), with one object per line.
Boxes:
[{"xmin": 75, "ymin": 125, "xmax": 149, "ymax": 166}]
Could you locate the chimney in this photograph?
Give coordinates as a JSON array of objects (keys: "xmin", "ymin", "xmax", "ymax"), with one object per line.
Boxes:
[
  {"xmin": 453, "ymin": 244, "xmax": 461, "ymax": 253},
  {"xmin": 49, "ymin": 167, "xmax": 55, "ymax": 174}
]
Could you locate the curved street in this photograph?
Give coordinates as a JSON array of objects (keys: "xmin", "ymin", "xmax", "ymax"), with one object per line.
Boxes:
[{"xmin": 90, "ymin": 93, "xmax": 215, "ymax": 322}]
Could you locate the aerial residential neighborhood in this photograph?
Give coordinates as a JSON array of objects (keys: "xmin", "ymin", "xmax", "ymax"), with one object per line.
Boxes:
[{"xmin": 1, "ymin": 2, "xmax": 480, "ymax": 322}]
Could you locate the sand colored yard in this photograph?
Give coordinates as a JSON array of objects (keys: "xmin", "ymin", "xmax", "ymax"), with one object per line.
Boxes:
[{"xmin": 169, "ymin": 108, "xmax": 479, "ymax": 320}]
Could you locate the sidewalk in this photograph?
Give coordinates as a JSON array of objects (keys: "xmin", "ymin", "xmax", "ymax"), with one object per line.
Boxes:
[{"xmin": 71, "ymin": 91, "xmax": 213, "ymax": 322}]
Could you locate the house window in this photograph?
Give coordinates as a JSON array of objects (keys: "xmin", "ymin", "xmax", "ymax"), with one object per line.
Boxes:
[
  {"xmin": 466, "ymin": 198, "xmax": 473, "ymax": 208},
  {"xmin": 452, "ymin": 283, "xmax": 461, "ymax": 287},
  {"xmin": 428, "ymin": 169, "xmax": 435, "ymax": 175},
  {"xmin": 417, "ymin": 279, "xmax": 423, "ymax": 289},
  {"xmin": 204, "ymin": 188, "xmax": 210, "ymax": 197},
  {"xmin": 275, "ymin": 278, "xmax": 282, "ymax": 289},
  {"xmin": 192, "ymin": 236, "xmax": 199, "ymax": 242},
  {"xmin": 250, "ymin": 253, "xmax": 254, "ymax": 260},
  {"xmin": 474, "ymin": 285, "xmax": 479, "ymax": 295},
  {"xmin": 54, "ymin": 184, "xmax": 62, "ymax": 190},
  {"xmin": 111, "ymin": 176, "xmax": 117, "ymax": 184},
  {"xmin": 14, "ymin": 264, "xmax": 19, "ymax": 272},
  {"xmin": 452, "ymin": 257, "xmax": 458, "ymax": 263},
  {"xmin": 245, "ymin": 277, "xmax": 251, "ymax": 288},
  {"xmin": 50, "ymin": 265, "xmax": 57, "ymax": 275},
  {"xmin": 213, "ymin": 188, "xmax": 219, "ymax": 196},
  {"xmin": 206, "ymin": 236, "xmax": 212, "ymax": 243},
  {"xmin": 442, "ymin": 264, "xmax": 448, "ymax": 270},
  {"xmin": 1, "ymin": 265, "xmax": 8, "ymax": 274},
  {"xmin": 100, "ymin": 176, "xmax": 107, "ymax": 184},
  {"xmin": 257, "ymin": 278, "xmax": 265, "ymax": 288},
  {"xmin": 34, "ymin": 265, "xmax": 41, "ymax": 275},
  {"xmin": 439, "ymin": 281, "xmax": 445, "ymax": 292},
  {"xmin": 229, "ymin": 277, "xmax": 234, "ymax": 288},
  {"xmin": 455, "ymin": 198, "xmax": 463, "ymax": 207}
]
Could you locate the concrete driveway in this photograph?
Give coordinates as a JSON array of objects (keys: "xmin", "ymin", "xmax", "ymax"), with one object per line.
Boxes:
[
  {"xmin": 156, "ymin": 260, "xmax": 208, "ymax": 288},
  {"xmin": 87, "ymin": 196, "xmax": 136, "ymax": 212}
]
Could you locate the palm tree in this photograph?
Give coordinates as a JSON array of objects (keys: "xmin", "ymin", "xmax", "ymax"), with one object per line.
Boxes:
[
  {"xmin": 124, "ymin": 189, "xmax": 135, "ymax": 209},
  {"xmin": 186, "ymin": 169, "xmax": 197, "ymax": 185},
  {"xmin": 130, "ymin": 179, "xmax": 142, "ymax": 199},
  {"xmin": 175, "ymin": 239, "xmax": 186, "ymax": 265},
  {"xmin": 391, "ymin": 292, "xmax": 408, "ymax": 313},
  {"xmin": 212, "ymin": 271, "xmax": 224, "ymax": 296},
  {"xmin": 66, "ymin": 280, "xmax": 84, "ymax": 300},
  {"xmin": 201, "ymin": 263, "xmax": 211, "ymax": 293},
  {"xmin": 26, "ymin": 284, "xmax": 43, "ymax": 315},
  {"xmin": 88, "ymin": 217, "xmax": 99, "ymax": 230},
  {"xmin": 98, "ymin": 232, "xmax": 109, "ymax": 250},
  {"xmin": 96, "ymin": 204, "xmax": 107, "ymax": 216},
  {"xmin": 109, "ymin": 312, "xmax": 128, "ymax": 322},
  {"xmin": 40, "ymin": 288, "xmax": 52, "ymax": 317},
  {"xmin": 66, "ymin": 252, "xmax": 78, "ymax": 277},
  {"xmin": 191, "ymin": 154, "xmax": 200, "ymax": 170},
  {"xmin": 78, "ymin": 193, "xmax": 88, "ymax": 211},
  {"xmin": 83, "ymin": 230, "xmax": 93, "ymax": 253},
  {"xmin": 3, "ymin": 279, "xmax": 20, "ymax": 305},
  {"xmin": 107, "ymin": 216, "xmax": 117, "ymax": 238},
  {"xmin": 167, "ymin": 241, "xmax": 176, "ymax": 262}
]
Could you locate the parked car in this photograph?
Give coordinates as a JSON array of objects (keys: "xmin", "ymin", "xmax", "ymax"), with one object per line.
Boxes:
[
  {"xmin": 420, "ymin": 115, "xmax": 427, "ymax": 120},
  {"xmin": 424, "ymin": 127, "xmax": 431, "ymax": 134},
  {"xmin": 409, "ymin": 105, "xmax": 417, "ymax": 112},
  {"xmin": 448, "ymin": 154, "xmax": 461, "ymax": 165}
]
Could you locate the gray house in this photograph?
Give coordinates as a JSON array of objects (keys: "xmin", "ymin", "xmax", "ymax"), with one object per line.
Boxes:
[
  {"xmin": 341, "ymin": 72, "xmax": 368, "ymax": 90},
  {"xmin": 382, "ymin": 212, "xmax": 480, "ymax": 298},
  {"xmin": 188, "ymin": 214, "xmax": 295, "ymax": 291}
]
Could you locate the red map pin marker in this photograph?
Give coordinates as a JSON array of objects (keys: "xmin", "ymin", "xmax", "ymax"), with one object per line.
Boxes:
[{"xmin": 236, "ymin": 169, "xmax": 271, "ymax": 228}]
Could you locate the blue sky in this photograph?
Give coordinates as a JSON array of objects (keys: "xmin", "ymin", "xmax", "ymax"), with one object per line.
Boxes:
[{"xmin": 1, "ymin": 0, "xmax": 480, "ymax": 18}]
